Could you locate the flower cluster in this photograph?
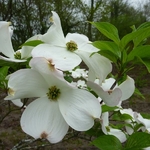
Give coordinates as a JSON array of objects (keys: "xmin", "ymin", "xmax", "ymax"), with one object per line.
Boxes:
[{"xmin": 1, "ymin": 11, "xmax": 150, "ymax": 149}]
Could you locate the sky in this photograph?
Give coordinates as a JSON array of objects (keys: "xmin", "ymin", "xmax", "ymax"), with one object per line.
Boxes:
[
  {"xmin": 126, "ymin": 0, "xmax": 148, "ymax": 8},
  {"xmin": 83, "ymin": 0, "xmax": 149, "ymax": 8}
]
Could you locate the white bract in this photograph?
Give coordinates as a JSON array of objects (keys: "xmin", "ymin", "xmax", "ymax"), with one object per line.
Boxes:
[
  {"xmin": 19, "ymin": 34, "xmax": 44, "ymax": 59},
  {"xmin": 119, "ymin": 108, "xmax": 150, "ymax": 135},
  {"xmin": 100, "ymin": 76, "xmax": 135, "ymax": 101},
  {"xmin": 11, "ymin": 99, "xmax": 24, "ymax": 107},
  {"xmin": 87, "ymin": 76, "xmax": 135, "ymax": 106},
  {"xmin": 119, "ymin": 108, "xmax": 135, "ymax": 135},
  {"xmin": 0, "ymin": 21, "xmax": 26, "ymax": 62},
  {"xmin": 31, "ymin": 11, "xmax": 112, "ymax": 82},
  {"xmin": 144, "ymin": 147, "xmax": 150, "ymax": 150},
  {"xmin": 77, "ymin": 51, "xmax": 112, "ymax": 84},
  {"xmin": 5, "ymin": 57, "xmax": 101, "ymax": 143},
  {"xmin": 101, "ymin": 112, "xmax": 127, "ymax": 143},
  {"xmin": 31, "ymin": 11, "xmax": 82, "ymax": 71},
  {"xmin": 134, "ymin": 112, "xmax": 150, "ymax": 133}
]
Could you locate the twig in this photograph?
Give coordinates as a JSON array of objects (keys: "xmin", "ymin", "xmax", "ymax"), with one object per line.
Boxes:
[{"xmin": 0, "ymin": 99, "xmax": 28, "ymax": 123}]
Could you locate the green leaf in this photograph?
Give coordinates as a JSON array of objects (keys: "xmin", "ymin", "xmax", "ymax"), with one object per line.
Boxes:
[
  {"xmin": 86, "ymin": 127, "xmax": 104, "ymax": 137},
  {"xmin": 122, "ymin": 50, "xmax": 128, "ymax": 64},
  {"xmin": 92, "ymin": 135, "xmax": 122, "ymax": 150},
  {"xmin": 102, "ymin": 105, "xmax": 118, "ymax": 113},
  {"xmin": 92, "ymin": 41, "xmax": 121, "ymax": 57},
  {"xmin": 133, "ymin": 123, "xmax": 144, "ymax": 133},
  {"xmin": 136, "ymin": 57, "xmax": 150, "ymax": 73},
  {"xmin": 85, "ymin": 121, "xmax": 104, "ymax": 137},
  {"xmin": 64, "ymin": 75, "xmax": 73, "ymax": 83},
  {"xmin": 0, "ymin": 66, "xmax": 9, "ymax": 89},
  {"xmin": 124, "ymin": 132, "xmax": 150, "ymax": 150},
  {"xmin": 134, "ymin": 23, "xmax": 150, "ymax": 47},
  {"xmin": 134, "ymin": 88, "xmax": 145, "ymax": 100},
  {"xmin": 0, "ymin": 66, "xmax": 9, "ymax": 81},
  {"xmin": 0, "ymin": 59, "xmax": 17, "ymax": 67},
  {"xmin": 112, "ymin": 111, "xmax": 132, "ymax": 121},
  {"xmin": 137, "ymin": 22, "xmax": 150, "ymax": 30},
  {"xmin": 97, "ymin": 50, "xmax": 118, "ymax": 63},
  {"xmin": 0, "ymin": 59, "xmax": 29, "ymax": 71},
  {"xmin": 91, "ymin": 22, "xmax": 120, "ymax": 45},
  {"xmin": 111, "ymin": 123, "xmax": 129, "ymax": 130},
  {"xmin": 0, "ymin": 66, "xmax": 9, "ymax": 76},
  {"xmin": 128, "ymin": 45, "xmax": 150, "ymax": 61},
  {"xmin": 20, "ymin": 40, "xmax": 44, "ymax": 47},
  {"xmin": 141, "ymin": 113, "xmax": 150, "ymax": 119},
  {"xmin": 120, "ymin": 27, "xmax": 150, "ymax": 49}
]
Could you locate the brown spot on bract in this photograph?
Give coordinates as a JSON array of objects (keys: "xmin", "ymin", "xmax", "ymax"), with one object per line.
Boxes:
[
  {"xmin": 40, "ymin": 131, "xmax": 48, "ymax": 139},
  {"xmin": 47, "ymin": 59, "xmax": 55, "ymax": 71},
  {"xmin": 108, "ymin": 90, "xmax": 113, "ymax": 95}
]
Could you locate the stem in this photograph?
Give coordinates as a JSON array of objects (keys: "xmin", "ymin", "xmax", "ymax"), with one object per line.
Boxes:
[
  {"xmin": 0, "ymin": 106, "xmax": 22, "ymax": 123},
  {"xmin": 110, "ymin": 80, "xmax": 117, "ymax": 90},
  {"xmin": 0, "ymin": 99, "xmax": 28, "ymax": 123}
]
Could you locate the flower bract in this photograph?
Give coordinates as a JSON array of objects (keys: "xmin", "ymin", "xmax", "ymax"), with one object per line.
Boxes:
[
  {"xmin": 5, "ymin": 57, "xmax": 101, "ymax": 143},
  {"xmin": 0, "ymin": 21, "xmax": 26, "ymax": 62}
]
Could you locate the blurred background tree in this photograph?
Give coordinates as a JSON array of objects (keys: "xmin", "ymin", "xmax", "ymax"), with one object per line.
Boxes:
[{"xmin": 0, "ymin": 0, "xmax": 148, "ymax": 49}]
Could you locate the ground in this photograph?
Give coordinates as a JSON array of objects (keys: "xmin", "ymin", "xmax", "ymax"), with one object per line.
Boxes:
[{"xmin": 0, "ymin": 65, "xmax": 150, "ymax": 150}]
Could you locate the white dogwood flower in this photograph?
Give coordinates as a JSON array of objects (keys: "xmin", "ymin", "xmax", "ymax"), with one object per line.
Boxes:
[
  {"xmin": 100, "ymin": 76, "xmax": 135, "ymax": 101},
  {"xmin": 31, "ymin": 11, "xmax": 112, "ymax": 80},
  {"xmin": 101, "ymin": 112, "xmax": 127, "ymax": 143},
  {"xmin": 119, "ymin": 108, "xmax": 135, "ymax": 135},
  {"xmin": 0, "ymin": 21, "xmax": 26, "ymax": 62},
  {"xmin": 5, "ymin": 57, "xmax": 101, "ymax": 143},
  {"xmin": 134, "ymin": 112, "xmax": 150, "ymax": 133},
  {"xmin": 78, "ymin": 51, "xmax": 112, "ymax": 84},
  {"xmin": 87, "ymin": 76, "xmax": 135, "ymax": 106},
  {"xmin": 70, "ymin": 68, "xmax": 88, "ymax": 79}
]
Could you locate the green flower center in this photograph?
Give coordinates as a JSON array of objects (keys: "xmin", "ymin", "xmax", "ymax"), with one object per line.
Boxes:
[
  {"xmin": 14, "ymin": 51, "xmax": 21, "ymax": 59},
  {"xmin": 46, "ymin": 86, "xmax": 61, "ymax": 101},
  {"xmin": 66, "ymin": 40, "xmax": 78, "ymax": 52},
  {"xmin": 106, "ymin": 126, "xmax": 110, "ymax": 132}
]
